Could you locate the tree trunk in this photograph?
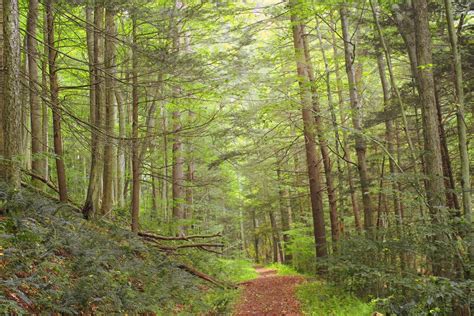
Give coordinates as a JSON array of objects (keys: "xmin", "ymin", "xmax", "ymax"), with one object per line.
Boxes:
[
  {"xmin": 131, "ymin": 17, "xmax": 140, "ymax": 233},
  {"xmin": 101, "ymin": 7, "xmax": 117, "ymax": 215},
  {"xmin": 82, "ymin": 6, "xmax": 103, "ymax": 218},
  {"xmin": 302, "ymin": 29, "xmax": 339, "ymax": 248},
  {"xmin": 172, "ymin": 110, "xmax": 185, "ymax": 234},
  {"xmin": 340, "ymin": 6, "xmax": 373, "ymax": 231},
  {"xmin": 289, "ymin": 0, "xmax": 328, "ymax": 262},
  {"xmin": 413, "ymin": 0, "xmax": 448, "ymax": 275},
  {"xmin": 443, "ymin": 0, "xmax": 473, "ymax": 271},
  {"xmin": 27, "ymin": 0, "xmax": 46, "ymax": 185},
  {"xmin": 330, "ymin": 11, "xmax": 361, "ymax": 232},
  {"xmin": 269, "ymin": 210, "xmax": 281, "ymax": 263},
  {"xmin": 161, "ymin": 105, "xmax": 169, "ymax": 222},
  {"xmin": 185, "ymin": 110, "xmax": 195, "ymax": 221},
  {"xmin": 375, "ymin": 51, "xmax": 403, "ymax": 228},
  {"xmin": 115, "ymin": 90, "xmax": 126, "ymax": 207},
  {"xmin": 1, "ymin": 0, "xmax": 22, "ymax": 187},
  {"xmin": 277, "ymin": 167, "xmax": 292, "ymax": 263},
  {"xmin": 316, "ymin": 18, "xmax": 345, "ymax": 233},
  {"xmin": 45, "ymin": 0, "xmax": 67, "ymax": 201}
]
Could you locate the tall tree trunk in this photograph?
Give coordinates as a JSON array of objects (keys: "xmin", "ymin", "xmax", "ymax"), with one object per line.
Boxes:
[
  {"xmin": 252, "ymin": 209, "xmax": 260, "ymax": 263},
  {"xmin": 443, "ymin": 0, "xmax": 473, "ymax": 271},
  {"xmin": 434, "ymin": 86, "xmax": 459, "ymax": 210},
  {"xmin": 82, "ymin": 6, "xmax": 103, "ymax": 218},
  {"xmin": 289, "ymin": 0, "xmax": 328, "ymax": 262},
  {"xmin": 375, "ymin": 52, "xmax": 403, "ymax": 228},
  {"xmin": 413, "ymin": 0, "xmax": 447, "ymax": 275},
  {"xmin": 277, "ymin": 166, "xmax": 292, "ymax": 263},
  {"xmin": 316, "ymin": 18, "xmax": 345, "ymax": 232},
  {"xmin": 27, "ymin": 0, "xmax": 45, "ymax": 185},
  {"xmin": 340, "ymin": 5, "xmax": 373, "ymax": 231},
  {"xmin": 330, "ymin": 11, "xmax": 361, "ymax": 231},
  {"xmin": 131, "ymin": 17, "xmax": 140, "ymax": 233},
  {"xmin": 302, "ymin": 30, "xmax": 339, "ymax": 248},
  {"xmin": 1, "ymin": 0, "xmax": 21, "ymax": 187},
  {"xmin": 115, "ymin": 90, "xmax": 126, "ymax": 207},
  {"xmin": 41, "ymin": 11, "xmax": 49, "ymax": 182},
  {"xmin": 269, "ymin": 210, "xmax": 281, "ymax": 263},
  {"xmin": 101, "ymin": 7, "xmax": 117, "ymax": 215},
  {"xmin": 45, "ymin": 0, "xmax": 67, "ymax": 201}
]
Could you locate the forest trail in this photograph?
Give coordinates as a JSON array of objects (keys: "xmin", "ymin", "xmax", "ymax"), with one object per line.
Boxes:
[{"xmin": 233, "ymin": 267, "xmax": 304, "ymax": 316}]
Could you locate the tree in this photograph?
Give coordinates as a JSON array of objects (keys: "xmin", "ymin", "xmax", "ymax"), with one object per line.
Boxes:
[
  {"xmin": 27, "ymin": 0, "xmax": 46, "ymax": 185},
  {"xmin": 1, "ymin": 0, "xmax": 22, "ymax": 188},
  {"xmin": 289, "ymin": 0, "xmax": 328, "ymax": 262},
  {"xmin": 101, "ymin": 7, "xmax": 117, "ymax": 215},
  {"xmin": 443, "ymin": 0, "xmax": 473, "ymax": 272},
  {"xmin": 46, "ymin": 0, "xmax": 68, "ymax": 202},
  {"xmin": 340, "ymin": 5, "xmax": 373, "ymax": 231},
  {"xmin": 131, "ymin": 16, "xmax": 140, "ymax": 233}
]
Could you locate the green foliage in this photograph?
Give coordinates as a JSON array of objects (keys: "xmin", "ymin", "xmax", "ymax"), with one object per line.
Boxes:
[
  {"xmin": 296, "ymin": 280, "xmax": 375, "ymax": 316},
  {"xmin": 0, "ymin": 185, "xmax": 233, "ymax": 314},
  {"xmin": 286, "ymin": 222, "xmax": 318, "ymax": 273},
  {"xmin": 214, "ymin": 259, "xmax": 258, "ymax": 283},
  {"xmin": 325, "ymin": 224, "xmax": 473, "ymax": 315},
  {"xmin": 266, "ymin": 263, "xmax": 300, "ymax": 276}
]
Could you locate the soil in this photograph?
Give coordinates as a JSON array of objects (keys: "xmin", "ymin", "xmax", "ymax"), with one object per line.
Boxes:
[{"xmin": 233, "ymin": 267, "xmax": 304, "ymax": 316}]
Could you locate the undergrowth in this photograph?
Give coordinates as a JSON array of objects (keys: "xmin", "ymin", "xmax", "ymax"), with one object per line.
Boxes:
[
  {"xmin": 0, "ymin": 184, "xmax": 237, "ymax": 314},
  {"xmin": 296, "ymin": 280, "xmax": 375, "ymax": 316},
  {"xmin": 266, "ymin": 262, "xmax": 301, "ymax": 276}
]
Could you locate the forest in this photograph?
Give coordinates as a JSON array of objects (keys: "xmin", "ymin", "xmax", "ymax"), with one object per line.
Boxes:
[{"xmin": 0, "ymin": 0, "xmax": 473, "ymax": 314}]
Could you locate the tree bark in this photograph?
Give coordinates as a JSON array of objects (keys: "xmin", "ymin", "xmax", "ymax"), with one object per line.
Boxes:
[
  {"xmin": 289, "ymin": 0, "xmax": 328, "ymax": 262},
  {"xmin": 27, "ymin": 0, "xmax": 46, "ymax": 185},
  {"xmin": 1, "ymin": 0, "xmax": 22, "ymax": 187},
  {"xmin": 45, "ymin": 0, "xmax": 67, "ymax": 201},
  {"xmin": 115, "ymin": 90, "xmax": 126, "ymax": 207},
  {"xmin": 375, "ymin": 51, "xmax": 403, "ymax": 227},
  {"xmin": 185, "ymin": 110, "xmax": 195, "ymax": 220},
  {"xmin": 340, "ymin": 5, "xmax": 373, "ymax": 231},
  {"xmin": 302, "ymin": 29, "xmax": 339, "ymax": 247},
  {"xmin": 413, "ymin": 0, "xmax": 448, "ymax": 275},
  {"xmin": 443, "ymin": 0, "xmax": 472, "ymax": 268},
  {"xmin": 330, "ymin": 11, "xmax": 361, "ymax": 232},
  {"xmin": 277, "ymin": 166, "xmax": 292, "ymax": 263},
  {"xmin": 101, "ymin": 7, "xmax": 117, "ymax": 215},
  {"xmin": 83, "ymin": 6, "xmax": 105, "ymax": 217},
  {"xmin": 131, "ymin": 17, "xmax": 140, "ymax": 233}
]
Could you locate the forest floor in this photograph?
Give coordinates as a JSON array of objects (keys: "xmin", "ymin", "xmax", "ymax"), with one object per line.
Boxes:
[{"xmin": 233, "ymin": 266, "xmax": 304, "ymax": 315}]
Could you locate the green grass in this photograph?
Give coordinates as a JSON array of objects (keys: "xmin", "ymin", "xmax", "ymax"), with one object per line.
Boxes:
[
  {"xmin": 266, "ymin": 262, "xmax": 301, "ymax": 276},
  {"xmin": 217, "ymin": 258, "xmax": 258, "ymax": 283},
  {"xmin": 296, "ymin": 280, "xmax": 375, "ymax": 316}
]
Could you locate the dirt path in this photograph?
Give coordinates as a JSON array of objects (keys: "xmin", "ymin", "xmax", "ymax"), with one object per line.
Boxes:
[{"xmin": 233, "ymin": 267, "xmax": 304, "ymax": 316}]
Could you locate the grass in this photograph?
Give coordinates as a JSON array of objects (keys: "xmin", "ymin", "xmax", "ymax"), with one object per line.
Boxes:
[
  {"xmin": 266, "ymin": 262, "xmax": 301, "ymax": 276},
  {"xmin": 217, "ymin": 258, "xmax": 258, "ymax": 283},
  {"xmin": 296, "ymin": 280, "xmax": 375, "ymax": 316}
]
